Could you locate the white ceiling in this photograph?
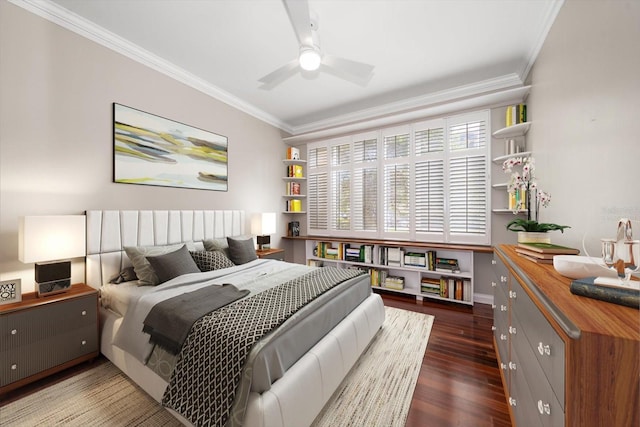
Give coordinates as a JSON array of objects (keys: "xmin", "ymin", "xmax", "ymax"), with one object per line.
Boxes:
[{"xmin": 23, "ymin": 0, "xmax": 562, "ymax": 135}]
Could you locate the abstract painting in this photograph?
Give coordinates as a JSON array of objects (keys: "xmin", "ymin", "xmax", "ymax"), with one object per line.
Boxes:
[{"xmin": 113, "ymin": 103, "xmax": 228, "ymax": 191}]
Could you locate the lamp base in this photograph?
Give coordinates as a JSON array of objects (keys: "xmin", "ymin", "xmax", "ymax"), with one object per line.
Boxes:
[
  {"xmin": 35, "ymin": 261, "xmax": 71, "ymax": 297},
  {"xmin": 37, "ymin": 279, "xmax": 71, "ymax": 297},
  {"xmin": 257, "ymin": 235, "xmax": 271, "ymax": 250}
]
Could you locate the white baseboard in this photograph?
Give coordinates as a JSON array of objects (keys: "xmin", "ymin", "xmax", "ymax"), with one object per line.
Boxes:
[{"xmin": 473, "ymin": 292, "xmax": 493, "ymax": 305}]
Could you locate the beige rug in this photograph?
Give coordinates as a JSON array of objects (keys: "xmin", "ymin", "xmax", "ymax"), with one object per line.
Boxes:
[{"xmin": 1, "ymin": 306, "xmax": 433, "ymax": 427}]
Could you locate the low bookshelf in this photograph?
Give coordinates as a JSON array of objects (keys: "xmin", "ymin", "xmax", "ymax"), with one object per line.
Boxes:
[{"xmin": 285, "ymin": 236, "xmax": 492, "ymax": 306}]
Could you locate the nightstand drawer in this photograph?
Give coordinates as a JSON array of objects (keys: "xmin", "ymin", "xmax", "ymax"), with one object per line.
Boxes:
[
  {"xmin": 2, "ymin": 295, "xmax": 97, "ymax": 349},
  {"xmin": 0, "ymin": 285, "xmax": 99, "ymax": 392}
]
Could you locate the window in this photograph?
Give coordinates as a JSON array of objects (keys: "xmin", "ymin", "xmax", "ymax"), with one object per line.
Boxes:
[{"xmin": 306, "ymin": 110, "xmax": 490, "ymax": 244}]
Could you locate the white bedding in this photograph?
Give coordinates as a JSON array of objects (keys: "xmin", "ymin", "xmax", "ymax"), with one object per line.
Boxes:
[
  {"xmin": 86, "ymin": 210, "xmax": 386, "ymax": 427},
  {"xmin": 112, "ymin": 259, "xmax": 311, "ymax": 363}
]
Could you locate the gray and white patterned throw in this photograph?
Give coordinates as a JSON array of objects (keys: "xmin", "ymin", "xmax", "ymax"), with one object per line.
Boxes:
[{"xmin": 162, "ymin": 267, "xmax": 365, "ymax": 427}]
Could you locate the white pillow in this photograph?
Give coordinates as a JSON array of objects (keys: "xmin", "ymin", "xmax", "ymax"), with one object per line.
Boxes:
[{"xmin": 124, "ymin": 243, "xmax": 185, "ymax": 286}]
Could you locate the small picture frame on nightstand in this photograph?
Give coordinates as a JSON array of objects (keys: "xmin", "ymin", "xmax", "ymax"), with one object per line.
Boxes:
[{"xmin": 0, "ymin": 278, "xmax": 21, "ymax": 305}]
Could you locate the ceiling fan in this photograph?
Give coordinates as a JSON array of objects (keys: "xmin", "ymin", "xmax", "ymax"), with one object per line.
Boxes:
[{"xmin": 258, "ymin": 0, "xmax": 375, "ymax": 90}]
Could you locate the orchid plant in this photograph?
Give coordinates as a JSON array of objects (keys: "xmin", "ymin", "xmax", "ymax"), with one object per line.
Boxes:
[{"xmin": 502, "ymin": 156, "xmax": 570, "ymax": 233}]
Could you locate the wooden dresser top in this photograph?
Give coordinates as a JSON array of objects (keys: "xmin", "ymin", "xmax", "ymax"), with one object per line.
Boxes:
[{"xmin": 497, "ymin": 244, "xmax": 639, "ymax": 342}]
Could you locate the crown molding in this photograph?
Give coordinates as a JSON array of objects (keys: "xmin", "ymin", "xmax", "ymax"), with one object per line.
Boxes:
[
  {"xmin": 10, "ymin": 0, "xmax": 293, "ymax": 133},
  {"xmin": 520, "ymin": 0, "xmax": 565, "ymax": 82},
  {"xmin": 283, "ymin": 83, "xmax": 531, "ymax": 144},
  {"xmin": 287, "ymin": 74, "xmax": 524, "ymax": 136}
]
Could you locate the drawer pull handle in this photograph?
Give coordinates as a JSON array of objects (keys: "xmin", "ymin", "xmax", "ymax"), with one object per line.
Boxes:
[
  {"xmin": 509, "ymin": 326, "xmax": 517, "ymax": 335},
  {"xmin": 501, "ymin": 305, "xmax": 508, "ymax": 312},
  {"xmin": 82, "ymin": 340, "xmax": 87, "ymax": 346},
  {"xmin": 509, "ymin": 397, "xmax": 517, "ymax": 407},
  {"xmin": 81, "ymin": 310, "xmax": 87, "ymax": 316},
  {"xmin": 492, "ymin": 304, "xmax": 496, "ymax": 309},
  {"xmin": 11, "ymin": 364, "xmax": 17, "ymax": 370},
  {"xmin": 500, "ymin": 362, "xmax": 507, "ymax": 370},
  {"xmin": 500, "ymin": 334, "xmax": 507, "ymax": 341},
  {"xmin": 492, "ymin": 259, "xmax": 497, "ymax": 265},
  {"xmin": 537, "ymin": 342, "xmax": 551, "ymax": 356},
  {"xmin": 491, "ymin": 325, "xmax": 496, "ymax": 331},
  {"xmin": 537, "ymin": 400, "xmax": 551, "ymax": 415},
  {"xmin": 11, "ymin": 329, "xmax": 17, "ymax": 335},
  {"xmin": 509, "ymin": 290, "xmax": 517, "ymax": 299},
  {"xmin": 491, "ymin": 281, "xmax": 497, "ymax": 288},
  {"xmin": 508, "ymin": 361, "xmax": 517, "ymax": 370},
  {"xmin": 501, "ymin": 276, "xmax": 507, "ymax": 283}
]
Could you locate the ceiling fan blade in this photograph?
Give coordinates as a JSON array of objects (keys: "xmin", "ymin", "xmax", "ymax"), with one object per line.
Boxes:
[
  {"xmin": 321, "ymin": 54, "xmax": 375, "ymax": 86},
  {"xmin": 282, "ymin": 0, "xmax": 314, "ymax": 47},
  {"xmin": 258, "ymin": 59, "xmax": 300, "ymax": 90}
]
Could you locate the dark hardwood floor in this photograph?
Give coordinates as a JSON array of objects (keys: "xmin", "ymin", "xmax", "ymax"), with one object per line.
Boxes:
[
  {"xmin": 381, "ymin": 291, "xmax": 512, "ymax": 427},
  {"xmin": 1, "ymin": 292, "xmax": 512, "ymax": 426}
]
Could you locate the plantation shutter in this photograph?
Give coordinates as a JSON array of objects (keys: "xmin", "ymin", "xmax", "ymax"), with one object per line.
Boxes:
[
  {"xmin": 307, "ymin": 146, "xmax": 328, "ymax": 231},
  {"xmin": 330, "ymin": 143, "xmax": 351, "ymax": 231},
  {"xmin": 446, "ymin": 112, "xmax": 489, "ymax": 243},
  {"xmin": 353, "ymin": 137, "xmax": 378, "ymax": 232},
  {"xmin": 382, "ymin": 130, "xmax": 410, "ymax": 235},
  {"xmin": 414, "ymin": 122, "xmax": 445, "ymax": 235}
]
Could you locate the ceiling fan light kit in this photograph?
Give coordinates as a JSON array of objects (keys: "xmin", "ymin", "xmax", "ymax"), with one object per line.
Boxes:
[
  {"xmin": 258, "ymin": 0, "xmax": 375, "ymax": 89},
  {"xmin": 299, "ymin": 47, "xmax": 322, "ymax": 71}
]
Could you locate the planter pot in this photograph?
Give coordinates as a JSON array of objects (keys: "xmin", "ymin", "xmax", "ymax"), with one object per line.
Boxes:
[{"xmin": 517, "ymin": 231, "xmax": 551, "ymax": 244}]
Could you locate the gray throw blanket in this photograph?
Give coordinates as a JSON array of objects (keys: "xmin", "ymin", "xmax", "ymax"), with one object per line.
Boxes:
[
  {"xmin": 162, "ymin": 267, "xmax": 365, "ymax": 427},
  {"xmin": 143, "ymin": 283, "xmax": 249, "ymax": 354}
]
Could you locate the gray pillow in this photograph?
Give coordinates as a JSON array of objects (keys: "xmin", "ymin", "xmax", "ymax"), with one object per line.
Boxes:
[
  {"xmin": 109, "ymin": 266, "xmax": 138, "ymax": 284},
  {"xmin": 227, "ymin": 237, "xmax": 258, "ymax": 265},
  {"xmin": 190, "ymin": 250, "xmax": 236, "ymax": 271},
  {"xmin": 124, "ymin": 243, "xmax": 186, "ymax": 286},
  {"xmin": 146, "ymin": 244, "xmax": 200, "ymax": 284},
  {"xmin": 203, "ymin": 238, "xmax": 230, "ymax": 257}
]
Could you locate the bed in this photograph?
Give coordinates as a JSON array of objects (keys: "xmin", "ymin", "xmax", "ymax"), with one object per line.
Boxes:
[{"xmin": 85, "ymin": 210, "xmax": 385, "ymax": 427}]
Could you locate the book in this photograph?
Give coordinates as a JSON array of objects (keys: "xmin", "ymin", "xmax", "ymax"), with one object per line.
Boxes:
[
  {"xmin": 286, "ymin": 147, "xmax": 300, "ymax": 160},
  {"xmin": 570, "ymin": 277, "xmax": 639, "ymax": 309},
  {"xmin": 517, "ymin": 242, "xmax": 580, "ymax": 255},
  {"xmin": 517, "ymin": 251, "xmax": 553, "ymax": 264},
  {"xmin": 514, "ymin": 247, "xmax": 556, "ymax": 260}
]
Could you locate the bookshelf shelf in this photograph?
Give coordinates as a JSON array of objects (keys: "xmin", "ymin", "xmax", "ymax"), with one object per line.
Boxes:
[
  {"xmin": 491, "ymin": 122, "xmax": 530, "ymax": 138},
  {"xmin": 283, "ymin": 152, "xmax": 306, "ymax": 214},
  {"xmin": 304, "ymin": 238, "xmax": 475, "ymax": 306},
  {"xmin": 492, "ymin": 103, "xmax": 531, "ymax": 213}
]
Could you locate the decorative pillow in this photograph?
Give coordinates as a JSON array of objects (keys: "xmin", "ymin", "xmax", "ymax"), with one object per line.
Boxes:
[
  {"xmin": 146, "ymin": 244, "xmax": 200, "ymax": 284},
  {"xmin": 190, "ymin": 250, "xmax": 236, "ymax": 271},
  {"xmin": 124, "ymin": 243, "xmax": 186, "ymax": 286},
  {"xmin": 227, "ymin": 237, "xmax": 258, "ymax": 265},
  {"xmin": 203, "ymin": 238, "xmax": 231, "ymax": 257},
  {"xmin": 109, "ymin": 266, "xmax": 138, "ymax": 284}
]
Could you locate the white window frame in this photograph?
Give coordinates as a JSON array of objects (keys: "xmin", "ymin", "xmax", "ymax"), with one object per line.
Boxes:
[{"xmin": 306, "ymin": 110, "xmax": 491, "ymax": 245}]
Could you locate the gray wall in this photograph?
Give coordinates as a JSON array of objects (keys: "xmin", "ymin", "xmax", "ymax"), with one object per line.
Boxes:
[
  {"xmin": 0, "ymin": 2, "xmax": 286, "ymax": 293},
  {"xmin": 525, "ymin": 0, "xmax": 640, "ymax": 257}
]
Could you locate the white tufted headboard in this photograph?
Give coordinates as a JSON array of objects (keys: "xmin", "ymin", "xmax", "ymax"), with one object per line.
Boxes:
[{"xmin": 85, "ymin": 210, "xmax": 245, "ymax": 289}]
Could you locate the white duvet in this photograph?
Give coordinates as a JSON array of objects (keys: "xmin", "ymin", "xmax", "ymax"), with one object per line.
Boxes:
[{"xmin": 111, "ymin": 259, "xmax": 312, "ymax": 363}]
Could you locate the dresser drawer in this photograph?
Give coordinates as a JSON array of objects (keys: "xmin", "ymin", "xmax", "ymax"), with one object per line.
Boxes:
[
  {"xmin": 509, "ymin": 345, "xmax": 544, "ymax": 427},
  {"xmin": 0, "ymin": 288, "xmax": 98, "ymax": 390},
  {"xmin": 2, "ymin": 295, "xmax": 97, "ymax": 349},
  {"xmin": 511, "ymin": 314, "xmax": 564, "ymax": 427},
  {"xmin": 493, "ymin": 285, "xmax": 510, "ymax": 379},
  {"xmin": 510, "ymin": 278, "xmax": 565, "ymax": 408}
]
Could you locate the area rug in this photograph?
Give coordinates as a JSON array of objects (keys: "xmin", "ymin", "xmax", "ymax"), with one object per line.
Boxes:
[{"xmin": 0, "ymin": 306, "xmax": 433, "ymax": 427}]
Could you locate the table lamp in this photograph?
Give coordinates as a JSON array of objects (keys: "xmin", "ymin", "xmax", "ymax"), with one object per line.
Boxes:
[
  {"xmin": 19, "ymin": 215, "xmax": 86, "ymax": 296},
  {"xmin": 251, "ymin": 213, "xmax": 276, "ymax": 250}
]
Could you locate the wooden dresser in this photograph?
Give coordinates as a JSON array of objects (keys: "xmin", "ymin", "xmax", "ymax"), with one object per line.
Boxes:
[
  {"xmin": 0, "ymin": 283, "xmax": 99, "ymax": 396},
  {"xmin": 493, "ymin": 245, "xmax": 639, "ymax": 427}
]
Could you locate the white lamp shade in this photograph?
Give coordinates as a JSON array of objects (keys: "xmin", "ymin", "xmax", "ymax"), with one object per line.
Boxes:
[
  {"xmin": 251, "ymin": 212, "xmax": 277, "ymax": 236},
  {"xmin": 19, "ymin": 215, "xmax": 86, "ymax": 263}
]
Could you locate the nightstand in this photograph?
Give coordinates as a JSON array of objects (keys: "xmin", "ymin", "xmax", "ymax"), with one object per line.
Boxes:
[
  {"xmin": 0, "ymin": 283, "xmax": 99, "ymax": 396},
  {"xmin": 256, "ymin": 248, "xmax": 285, "ymax": 260}
]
